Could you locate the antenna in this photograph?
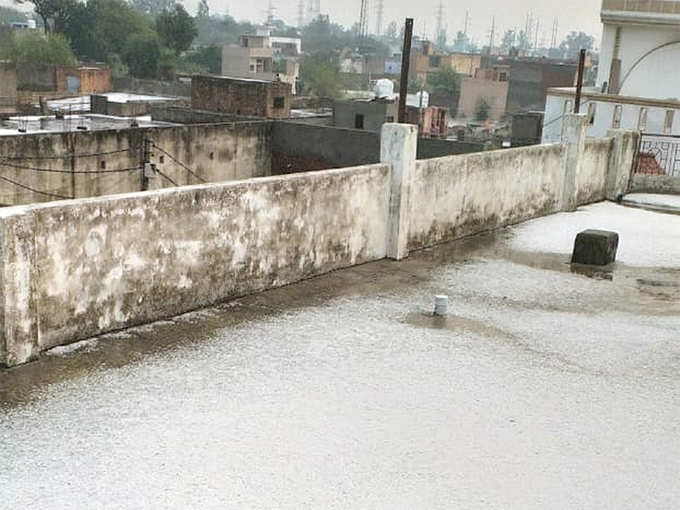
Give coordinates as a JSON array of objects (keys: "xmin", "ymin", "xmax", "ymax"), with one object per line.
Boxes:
[
  {"xmin": 489, "ymin": 16, "xmax": 495, "ymax": 55},
  {"xmin": 359, "ymin": 0, "xmax": 369, "ymax": 38},
  {"xmin": 266, "ymin": 0, "xmax": 275, "ymax": 26},
  {"xmin": 297, "ymin": 0, "xmax": 305, "ymax": 27},
  {"xmin": 551, "ymin": 18, "xmax": 559, "ymax": 50},
  {"xmin": 435, "ymin": 0, "xmax": 445, "ymax": 48},
  {"xmin": 375, "ymin": 0, "xmax": 383, "ymax": 36}
]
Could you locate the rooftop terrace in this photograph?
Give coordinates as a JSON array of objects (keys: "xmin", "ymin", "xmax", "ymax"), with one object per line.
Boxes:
[{"xmin": 2, "ymin": 201, "xmax": 678, "ymax": 507}]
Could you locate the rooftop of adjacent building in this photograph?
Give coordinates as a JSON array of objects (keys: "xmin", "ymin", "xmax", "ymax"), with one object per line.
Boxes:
[{"xmin": 2, "ymin": 200, "xmax": 678, "ymax": 506}]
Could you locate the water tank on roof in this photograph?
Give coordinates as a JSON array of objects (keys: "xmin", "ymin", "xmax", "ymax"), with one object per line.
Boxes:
[{"xmin": 374, "ymin": 79, "xmax": 395, "ymax": 100}]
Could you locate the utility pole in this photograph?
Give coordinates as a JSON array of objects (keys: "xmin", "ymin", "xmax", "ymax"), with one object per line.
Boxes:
[
  {"xmin": 398, "ymin": 18, "xmax": 414, "ymax": 124},
  {"xmin": 375, "ymin": 0, "xmax": 383, "ymax": 36},
  {"xmin": 574, "ymin": 49, "xmax": 586, "ymax": 114},
  {"xmin": 551, "ymin": 18, "xmax": 558, "ymax": 51}
]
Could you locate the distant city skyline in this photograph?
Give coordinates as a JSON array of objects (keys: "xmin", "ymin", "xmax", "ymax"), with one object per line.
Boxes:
[{"xmin": 2, "ymin": 0, "xmax": 603, "ymax": 49}]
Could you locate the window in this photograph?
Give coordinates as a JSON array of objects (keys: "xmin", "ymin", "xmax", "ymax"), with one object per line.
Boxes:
[
  {"xmin": 587, "ymin": 102, "xmax": 597, "ymax": 125},
  {"xmin": 429, "ymin": 56, "xmax": 441, "ymax": 68},
  {"xmin": 249, "ymin": 64, "xmax": 255, "ymax": 72},
  {"xmin": 638, "ymin": 107, "xmax": 648, "ymax": 131},
  {"xmin": 563, "ymin": 100, "xmax": 573, "ymax": 114},
  {"xmin": 159, "ymin": 155, "xmax": 165, "ymax": 164},
  {"xmin": 612, "ymin": 104, "xmax": 622, "ymax": 129},
  {"xmin": 100, "ymin": 161, "xmax": 106, "ymax": 169},
  {"xmin": 664, "ymin": 110, "xmax": 675, "ymax": 134},
  {"xmin": 273, "ymin": 96, "xmax": 285, "ymax": 109},
  {"xmin": 386, "ymin": 116, "xmax": 394, "ymax": 123},
  {"xmin": 355, "ymin": 114, "xmax": 365, "ymax": 129},
  {"xmin": 209, "ymin": 151, "xmax": 215, "ymax": 160},
  {"xmin": 499, "ymin": 72, "xmax": 508, "ymax": 82}
]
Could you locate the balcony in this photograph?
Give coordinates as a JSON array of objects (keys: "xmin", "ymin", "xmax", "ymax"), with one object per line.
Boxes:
[{"xmin": 602, "ymin": 0, "xmax": 680, "ymax": 24}]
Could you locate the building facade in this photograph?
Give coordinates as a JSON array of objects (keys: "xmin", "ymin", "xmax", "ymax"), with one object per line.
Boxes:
[
  {"xmin": 543, "ymin": 0, "xmax": 680, "ymax": 142},
  {"xmin": 221, "ymin": 29, "xmax": 300, "ymax": 94}
]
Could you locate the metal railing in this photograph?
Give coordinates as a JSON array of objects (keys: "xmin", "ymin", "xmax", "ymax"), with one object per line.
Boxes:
[
  {"xmin": 635, "ymin": 133, "xmax": 680, "ymax": 177},
  {"xmin": 602, "ymin": 0, "xmax": 680, "ymax": 14}
]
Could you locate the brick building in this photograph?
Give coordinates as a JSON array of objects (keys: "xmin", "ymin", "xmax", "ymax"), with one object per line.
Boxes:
[{"xmin": 191, "ymin": 75, "xmax": 292, "ymax": 119}]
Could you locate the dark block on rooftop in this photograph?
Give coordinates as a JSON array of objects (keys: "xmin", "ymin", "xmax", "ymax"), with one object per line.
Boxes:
[{"xmin": 571, "ymin": 230, "xmax": 619, "ymax": 266}]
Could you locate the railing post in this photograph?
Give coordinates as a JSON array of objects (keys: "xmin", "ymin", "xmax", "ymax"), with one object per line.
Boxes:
[{"xmin": 381, "ymin": 123, "xmax": 418, "ymax": 260}]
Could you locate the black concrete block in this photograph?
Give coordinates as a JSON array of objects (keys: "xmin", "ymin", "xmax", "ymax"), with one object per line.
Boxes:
[{"xmin": 571, "ymin": 230, "xmax": 619, "ymax": 266}]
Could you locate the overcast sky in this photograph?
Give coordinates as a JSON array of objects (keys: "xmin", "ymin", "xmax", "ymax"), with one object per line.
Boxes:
[{"xmin": 3, "ymin": 0, "xmax": 603, "ymax": 48}]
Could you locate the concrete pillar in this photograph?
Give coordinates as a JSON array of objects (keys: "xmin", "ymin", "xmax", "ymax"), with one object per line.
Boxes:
[
  {"xmin": 0, "ymin": 213, "xmax": 39, "ymax": 367},
  {"xmin": 605, "ymin": 129, "xmax": 638, "ymax": 200},
  {"xmin": 381, "ymin": 123, "xmax": 418, "ymax": 260},
  {"xmin": 560, "ymin": 113, "xmax": 588, "ymax": 212}
]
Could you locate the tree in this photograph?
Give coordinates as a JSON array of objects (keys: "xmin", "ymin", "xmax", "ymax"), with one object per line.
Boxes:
[
  {"xmin": 54, "ymin": 0, "xmax": 152, "ymax": 61},
  {"xmin": 475, "ymin": 98, "xmax": 490, "ymax": 121},
  {"xmin": 500, "ymin": 30, "xmax": 516, "ymax": 54},
  {"xmin": 560, "ymin": 31, "xmax": 595, "ymax": 60},
  {"xmin": 453, "ymin": 31, "xmax": 468, "ymax": 52},
  {"xmin": 156, "ymin": 4, "xmax": 197, "ymax": 55},
  {"xmin": 183, "ymin": 44, "xmax": 220, "ymax": 73},
  {"xmin": 385, "ymin": 21, "xmax": 397, "ymax": 40},
  {"xmin": 427, "ymin": 67, "xmax": 461, "ymax": 97},
  {"xmin": 123, "ymin": 32, "xmax": 161, "ymax": 78},
  {"xmin": 1, "ymin": 31, "xmax": 77, "ymax": 65},
  {"xmin": 14, "ymin": 0, "xmax": 58, "ymax": 32},
  {"xmin": 0, "ymin": 6, "xmax": 27, "ymax": 24},
  {"xmin": 299, "ymin": 51, "xmax": 341, "ymax": 98},
  {"xmin": 129, "ymin": 0, "xmax": 179, "ymax": 16},
  {"xmin": 196, "ymin": 0, "xmax": 209, "ymax": 19}
]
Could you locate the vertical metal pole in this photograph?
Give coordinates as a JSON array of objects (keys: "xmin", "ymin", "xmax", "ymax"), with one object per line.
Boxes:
[
  {"xmin": 574, "ymin": 49, "xmax": 586, "ymax": 114},
  {"xmin": 398, "ymin": 18, "xmax": 414, "ymax": 124}
]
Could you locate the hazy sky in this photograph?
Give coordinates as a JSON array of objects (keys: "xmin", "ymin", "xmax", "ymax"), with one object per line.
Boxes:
[{"xmin": 3, "ymin": 0, "xmax": 603, "ymax": 48}]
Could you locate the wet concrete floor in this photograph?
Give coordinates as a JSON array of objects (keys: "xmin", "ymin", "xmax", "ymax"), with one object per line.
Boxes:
[{"xmin": 1, "ymin": 203, "xmax": 679, "ymax": 509}]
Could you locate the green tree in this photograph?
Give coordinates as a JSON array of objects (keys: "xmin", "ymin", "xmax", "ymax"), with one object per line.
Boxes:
[
  {"xmin": 560, "ymin": 31, "xmax": 595, "ymax": 60},
  {"xmin": 1, "ymin": 31, "xmax": 77, "ymax": 65},
  {"xmin": 156, "ymin": 4, "xmax": 197, "ymax": 55},
  {"xmin": 182, "ymin": 44, "xmax": 220, "ymax": 73},
  {"xmin": 0, "ymin": 6, "xmax": 27, "ymax": 24},
  {"xmin": 14, "ymin": 0, "xmax": 58, "ymax": 32},
  {"xmin": 426, "ymin": 67, "xmax": 461, "ymax": 97},
  {"xmin": 299, "ymin": 51, "xmax": 341, "ymax": 98},
  {"xmin": 385, "ymin": 21, "xmax": 397, "ymax": 40},
  {"xmin": 123, "ymin": 31, "xmax": 161, "ymax": 78},
  {"xmin": 196, "ymin": 0, "xmax": 209, "ymax": 19},
  {"xmin": 56, "ymin": 0, "xmax": 152, "ymax": 61},
  {"xmin": 475, "ymin": 98, "xmax": 490, "ymax": 121},
  {"xmin": 129, "ymin": 0, "xmax": 179, "ymax": 16},
  {"xmin": 500, "ymin": 30, "xmax": 516, "ymax": 54}
]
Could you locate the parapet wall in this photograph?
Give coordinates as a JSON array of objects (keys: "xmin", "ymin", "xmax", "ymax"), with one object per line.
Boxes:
[
  {"xmin": 0, "ymin": 122, "xmax": 271, "ymax": 206},
  {"xmin": 0, "ymin": 164, "xmax": 390, "ymax": 366},
  {"xmin": 0, "ymin": 116, "xmax": 637, "ymax": 367},
  {"xmin": 270, "ymin": 122, "xmax": 485, "ymax": 174},
  {"xmin": 408, "ymin": 144, "xmax": 565, "ymax": 249}
]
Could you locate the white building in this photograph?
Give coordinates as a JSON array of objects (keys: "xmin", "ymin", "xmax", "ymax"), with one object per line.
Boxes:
[{"xmin": 543, "ymin": 0, "xmax": 680, "ymax": 142}]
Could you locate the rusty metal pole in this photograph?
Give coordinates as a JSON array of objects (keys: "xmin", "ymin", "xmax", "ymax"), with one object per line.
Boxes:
[
  {"xmin": 398, "ymin": 18, "xmax": 414, "ymax": 123},
  {"xmin": 574, "ymin": 49, "xmax": 586, "ymax": 114}
]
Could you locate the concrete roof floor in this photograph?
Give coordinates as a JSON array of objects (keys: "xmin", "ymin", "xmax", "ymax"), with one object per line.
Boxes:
[{"xmin": 1, "ymin": 202, "xmax": 679, "ymax": 509}]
